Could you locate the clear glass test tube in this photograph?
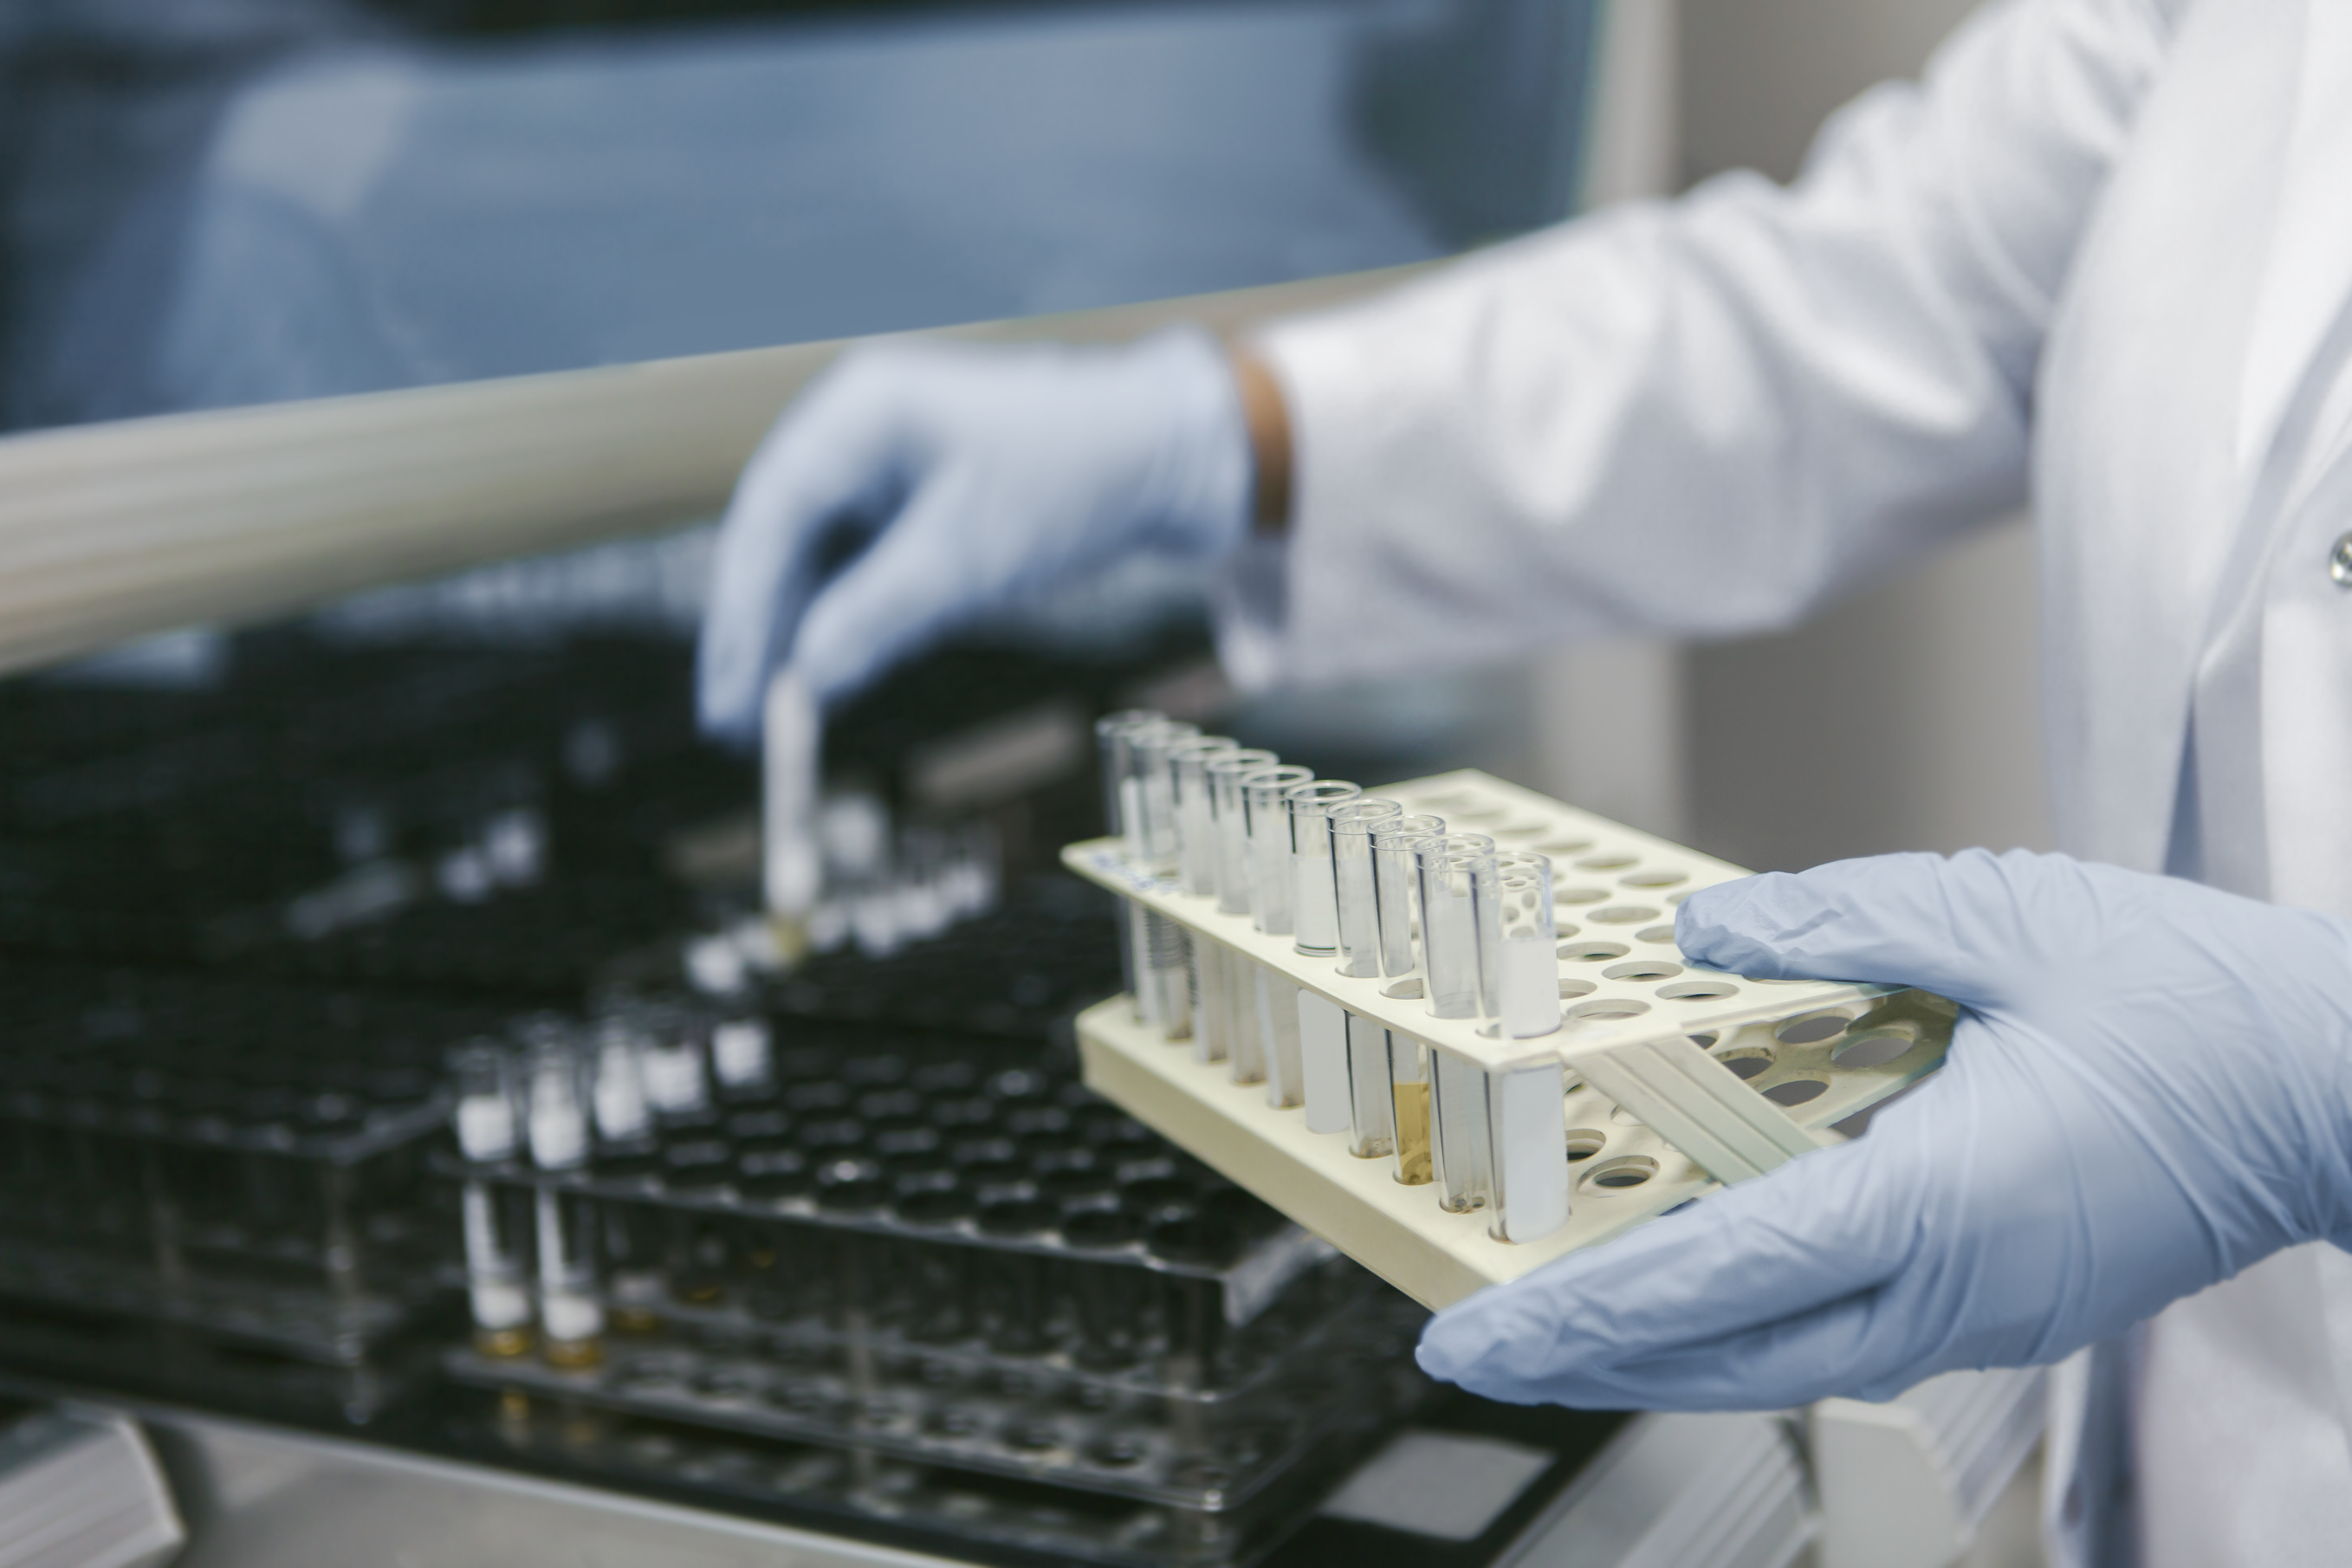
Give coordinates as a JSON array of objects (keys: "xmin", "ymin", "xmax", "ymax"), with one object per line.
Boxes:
[
  {"xmin": 451, "ymin": 1040, "xmax": 522, "ymax": 1164},
  {"xmin": 1370, "ymin": 815, "xmax": 1447, "ymax": 978},
  {"xmin": 1257, "ymin": 966, "xmax": 1305, "ymax": 1107},
  {"xmin": 524, "ymin": 1030, "xmax": 591, "ymax": 1174},
  {"xmin": 463, "ymin": 1179, "xmax": 534, "ymax": 1357},
  {"xmin": 1094, "ymin": 711, "xmax": 1162, "ymax": 1009},
  {"xmin": 589, "ymin": 1016, "xmax": 653, "ymax": 1153},
  {"xmin": 1429, "ymin": 1049, "xmax": 1493, "ymax": 1213},
  {"xmin": 1225, "ymin": 956, "xmax": 1265, "ymax": 1085},
  {"xmin": 1241, "ymin": 765, "xmax": 1314, "ymax": 934},
  {"xmin": 1285, "ymin": 781, "xmax": 1364, "ymax": 957},
  {"xmin": 1131, "ymin": 722, "xmax": 1201, "ymax": 875},
  {"xmin": 713, "ymin": 1014, "xmax": 775, "ymax": 1100},
  {"xmin": 1481, "ymin": 854, "xmax": 1561, "ymax": 1038},
  {"xmin": 1194, "ymin": 940, "xmax": 1232, "ymax": 1066},
  {"xmin": 1169, "ymin": 736, "xmax": 1239, "ymax": 897},
  {"xmin": 1388, "ymin": 1034, "xmax": 1434, "ymax": 1185},
  {"xmin": 1331, "ymin": 800, "xmax": 1403, "ymax": 978},
  {"xmin": 1096, "ymin": 709, "xmax": 1163, "ymax": 837},
  {"xmin": 1344, "ymin": 1014, "xmax": 1395, "ymax": 1158},
  {"xmin": 1207, "ymin": 749, "xmax": 1279, "ymax": 916},
  {"xmin": 536, "ymin": 1184, "xmax": 606, "ymax": 1367},
  {"xmin": 1170, "ymin": 737, "xmax": 1241, "ymax": 1063},
  {"xmin": 1486, "ymin": 1059, "xmax": 1571, "ymax": 1243},
  {"xmin": 1124, "ymin": 719, "xmax": 1201, "ymax": 1037},
  {"xmin": 1415, "ymin": 837, "xmax": 1499, "ymax": 1020}
]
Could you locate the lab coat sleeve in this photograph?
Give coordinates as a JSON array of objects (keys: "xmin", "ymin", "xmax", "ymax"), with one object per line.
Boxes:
[{"xmin": 1214, "ymin": 0, "xmax": 2177, "ymax": 690}]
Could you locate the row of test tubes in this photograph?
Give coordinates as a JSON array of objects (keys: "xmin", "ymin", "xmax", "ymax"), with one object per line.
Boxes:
[
  {"xmin": 451, "ymin": 1000, "xmax": 778, "ymax": 1368},
  {"xmin": 1095, "ymin": 714, "xmax": 1574, "ymax": 1247}
]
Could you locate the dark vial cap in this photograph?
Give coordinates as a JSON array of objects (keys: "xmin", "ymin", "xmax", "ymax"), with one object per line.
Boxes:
[
  {"xmin": 594, "ymin": 1148, "xmax": 663, "ymax": 1184},
  {"xmin": 1119, "ymin": 1176, "xmax": 1198, "ymax": 1226},
  {"xmin": 855, "ymin": 1089, "xmax": 922, "ymax": 1121},
  {"xmin": 975, "ymin": 1198, "xmax": 1058, "ymax": 1238},
  {"xmin": 895, "ymin": 1188, "xmax": 978, "ymax": 1228},
  {"xmin": 726, "ymin": 1109, "xmax": 792, "ymax": 1142},
  {"xmin": 987, "ymin": 1068, "xmax": 1051, "ymax": 1103},
  {"xmin": 839, "ymin": 1054, "xmax": 908, "ymax": 1087},
  {"xmin": 1146, "ymin": 1217, "xmax": 1241, "ymax": 1270},
  {"xmin": 1038, "ymin": 1167, "xmax": 1120, "ymax": 1210},
  {"xmin": 889, "ymin": 1157, "xmax": 962, "ymax": 1195},
  {"xmin": 814, "ymin": 1176, "xmax": 891, "ymax": 1215},
  {"xmin": 924, "ymin": 1406, "xmax": 985, "ymax": 1440},
  {"xmin": 735, "ymin": 1147, "xmax": 813, "ymax": 1201},
  {"xmin": 1059, "ymin": 1210, "xmax": 1143, "ymax": 1251},
  {"xmin": 785, "ymin": 1081, "xmax": 852, "ymax": 1114},
  {"xmin": 776, "ymin": 1046, "xmax": 841, "ymax": 1082},
  {"xmin": 1088, "ymin": 1435, "xmax": 1149, "ymax": 1468},
  {"xmin": 799, "ymin": 1118, "xmax": 867, "ymax": 1152},
  {"xmin": 927, "ymin": 1096, "xmax": 996, "ymax": 1131},
  {"xmin": 910, "ymin": 1060, "xmax": 979, "ymax": 1094},
  {"xmin": 959, "ymin": 1158, "xmax": 1032, "ymax": 1201},
  {"xmin": 868, "ymin": 1118, "xmax": 940, "ymax": 1158},
  {"xmin": 1003, "ymin": 1105, "xmax": 1071, "ymax": 1138},
  {"xmin": 1200, "ymin": 1185, "xmax": 1285, "ymax": 1239},
  {"xmin": 661, "ymin": 1139, "xmax": 735, "ymax": 1195},
  {"xmin": 950, "ymin": 1135, "xmax": 1018, "ymax": 1167},
  {"xmin": 1001, "ymin": 1420, "xmax": 1064, "ymax": 1454}
]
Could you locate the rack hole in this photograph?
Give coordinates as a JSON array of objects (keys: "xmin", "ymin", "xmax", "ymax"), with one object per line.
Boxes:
[
  {"xmin": 1831, "ymin": 1028, "xmax": 1917, "ymax": 1069},
  {"xmin": 1635, "ymin": 924, "xmax": 1679, "ymax": 944},
  {"xmin": 1658, "ymin": 981, "xmax": 1739, "ymax": 1001},
  {"xmin": 1565, "ymin": 1130, "xmax": 1607, "ymax": 1162},
  {"xmin": 1575, "ymin": 854, "xmax": 1638, "ymax": 871},
  {"xmin": 1584, "ymin": 1156, "xmax": 1657, "ymax": 1191},
  {"xmin": 1762, "ymin": 1079, "xmax": 1829, "ymax": 1106},
  {"xmin": 1539, "ymin": 839, "xmax": 1594, "ymax": 856},
  {"xmin": 1558, "ymin": 941, "xmax": 1630, "ymax": 962},
  {"xmin": 1556, "ymin": 886, "xmax": 1609, "ymax": 905},
  {"xmin": 1558, "ymin": 978, "xmax": 1597, "ymax": 999},
  {"xmin": 1589, "ymin": 905, "xmax": 1661, "ymax": 925},
  {"xmin": 1775, "ymin": 1014, "xmax": 1850, "ymax": 1045},
  {"xmin": 1720, "ymin": 1053, "xmax": 1772, "ymax": 1080},
  {"xmin": 1498, "ymin": 825, "xmax": 1549, "ymax": 839},
  {"xmin": 1569, "ymin": 998, "xmax": 1650, "ymax": 1021},
  {"xmin": 1620, "ymin": 870, "xmax": 1688, "ymax": 889},
  {"xmin": 1604, "ymin": 960, "xmax": 1682, "ymax": 982},
  {"xmin": 1379, "ymin": 977, "xmax": 1424, "ymax": 1000},
  {"xmin": 1554, "ymin": 923, "xmax": 1580, "ymax": 940}
]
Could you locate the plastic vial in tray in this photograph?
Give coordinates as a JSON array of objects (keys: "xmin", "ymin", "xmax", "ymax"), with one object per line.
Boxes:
[
  {"xmin": 1064, "ymin": 754, "xmax": 1954, "ymax": 1310},
  {"xmin": 0, "ymin": 967, "xmax": 470, "ymax": 1419},
  {"xmin": 440, "ymin": 1002, "xmax": 1434, "ymax": 1565}
]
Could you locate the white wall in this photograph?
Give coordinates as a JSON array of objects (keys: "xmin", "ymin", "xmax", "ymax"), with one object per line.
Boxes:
[{"xmin": 1652, "ymin": 0, "xmax": 2051, "ymax": 870}]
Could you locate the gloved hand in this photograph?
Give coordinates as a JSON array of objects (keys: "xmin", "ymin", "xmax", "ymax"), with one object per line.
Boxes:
[
  {"xmin": 697, "ymin": 327, "xmax": 1254, "ymax": 742},
  {"xmin": 1418, "ymin": 848, "xmax": 2352, "ymax": 1410}
]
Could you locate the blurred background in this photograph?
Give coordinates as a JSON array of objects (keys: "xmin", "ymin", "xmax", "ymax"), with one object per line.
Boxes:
[
  {"xmin": 0, "ymin": 6, "xmax": 2049, "ymax": 1564},
  {"xmin": 13, "ymin": 0, "xmax": 2042, "ymax": 880}
]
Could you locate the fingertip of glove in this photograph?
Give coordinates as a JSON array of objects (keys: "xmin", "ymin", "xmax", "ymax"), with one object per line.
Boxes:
[{"xmin": 1675, "ymin": 875, "xmax": 1800, "ymax": 977}]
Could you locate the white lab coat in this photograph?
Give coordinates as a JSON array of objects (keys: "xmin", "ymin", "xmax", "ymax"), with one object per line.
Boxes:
[{"xmin": 1216, "ymin": 0, "xmax": 2352, "ymax": 1562}]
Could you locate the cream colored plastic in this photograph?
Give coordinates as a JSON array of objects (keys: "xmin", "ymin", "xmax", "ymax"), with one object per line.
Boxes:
[{"xmin": 1066, "ymin": 769, "xmax": 1953, "ymax": 1310}]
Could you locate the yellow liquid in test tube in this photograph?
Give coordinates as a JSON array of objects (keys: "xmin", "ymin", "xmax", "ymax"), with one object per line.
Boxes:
[{"xmin": 1392, "ymin": 1080, "xmax": 1434, "ymax": 1185}]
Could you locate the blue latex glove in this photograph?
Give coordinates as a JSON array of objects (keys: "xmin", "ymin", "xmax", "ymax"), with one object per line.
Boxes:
[
  {"xmin": 1417, "ymin": 849, "xmax": 2352, "ymax": 1410},
  {"xmin": 697, "ymin": 327, "xmax": 1254, "ymax": 742}
]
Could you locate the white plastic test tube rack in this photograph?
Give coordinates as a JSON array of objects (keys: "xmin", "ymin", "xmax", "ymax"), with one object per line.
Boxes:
[{"xmin": 1066, "ymin": 768, "xmax": 1953, "ymax": 1310}]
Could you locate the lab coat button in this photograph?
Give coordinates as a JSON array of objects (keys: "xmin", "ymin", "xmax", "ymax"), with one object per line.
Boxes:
[{"xmin": 2332, "ymin": 533, "xmax": 2352, "ymax": 586}]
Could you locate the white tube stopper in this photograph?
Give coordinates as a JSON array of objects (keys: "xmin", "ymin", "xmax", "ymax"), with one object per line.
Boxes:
[{"xmin": 762, "ymin": 665, "xmax": 822, "ymax": 945}]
